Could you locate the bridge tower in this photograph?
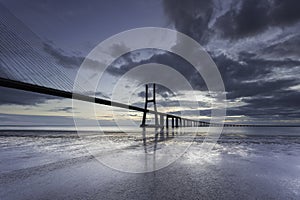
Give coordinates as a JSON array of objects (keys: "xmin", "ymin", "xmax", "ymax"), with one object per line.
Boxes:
[{"xmin": 140, "ymin": 83, "xmax": 159, "ymax": 127}]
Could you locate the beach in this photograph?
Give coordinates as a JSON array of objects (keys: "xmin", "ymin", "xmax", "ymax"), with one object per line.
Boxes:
[{"xmin": 0, "ymin": 127, "xmax": 300, "ymax": 199}]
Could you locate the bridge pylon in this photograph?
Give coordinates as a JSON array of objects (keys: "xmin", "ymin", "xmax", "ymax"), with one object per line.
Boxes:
[{"xmin": 140, "ymin": 83, "xmax": 162, "ymax": 128}]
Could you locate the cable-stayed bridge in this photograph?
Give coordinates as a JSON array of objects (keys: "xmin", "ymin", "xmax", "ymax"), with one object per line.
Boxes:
[{"xmin": 0, "ymin": 4, "xmax": 294, "ymax": 128}]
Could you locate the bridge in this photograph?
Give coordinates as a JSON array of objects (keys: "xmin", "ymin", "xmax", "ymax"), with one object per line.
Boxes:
[
  {"xmin": 0, "ymin": 77, "xmax": 281, "ymax": 128},
  {"xmin": 0, "ymin": 77, "xmax": 212, "ymax": 128}
]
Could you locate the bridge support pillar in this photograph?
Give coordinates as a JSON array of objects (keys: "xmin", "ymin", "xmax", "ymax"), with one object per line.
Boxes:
[
  {"xmin": 140, "ymin": 84, "xmax": 159, "ymax": 127},
  {"xmin": 175, "ymin": 118, "xmax": 179, "ymax": 128},
  {"xmin": 172, "ymin": 117, "xmax": 174, "ymax": 128},
  {"xmin": 166, "ymin": 116, "xmax": 169, "ymax": 129}
]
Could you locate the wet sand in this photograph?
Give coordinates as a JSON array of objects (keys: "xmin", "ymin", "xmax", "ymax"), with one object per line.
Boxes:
[{"xmin": 0, "ymin": 128, "xmax": 300, "ymax": 199}]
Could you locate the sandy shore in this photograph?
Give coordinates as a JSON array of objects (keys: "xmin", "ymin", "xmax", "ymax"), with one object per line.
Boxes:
[{"xmin": 0, "ymin": 129, "xmax": 300, "ymax": 199}]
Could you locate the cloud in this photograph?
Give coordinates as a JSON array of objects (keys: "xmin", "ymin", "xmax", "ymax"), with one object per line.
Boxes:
[
  {"xmin": 213, "ymin": 53, "xmax": 300, "ymax": 121},
  {"xmin": 43, "ymin": 43, "xmax": 84, "ymax": 68},
  {"xmin": 137, "ymin": 84, "xmax": 176, "ymax": 101},
  {"xmin": 43, "ymin": 42, "xmax": 111, "ymax": 74},
  {"xmin": 0, "ymin": 113, "xmax": 75, "ymax": 126},
  {"xmin": 257, "ymin": 35, "xmax": 300, "ymax": 60},
  {"xmin": 214, "ymin": 52, "xmax": 300, "ymax": 99},
  {"xmin": 163, "ymin": 0, "xmax": 214, "ymax": 43},
  {"xmin": 48, "ymin": 106, "xmax": 73, "ymax": 113},
  {"xmin": 225, "ymin": 89, "xmax": 300, "ymax": 121},
  {"xmin": 215, "ymin": 0, "xmax": 300, "ymax": 39},
  {"xmin": 271, "ymin": 0, "xmax": 300, "ymax": 26},
  {"xmin": 0, "ymin": 86, "xmax": 58, "ymax": 105},
  {"xmin": 106, "ymin": 49, "xmax": 207, "ymax": 89},
  {"xmin": 215, "ymin": 0, "xmax": 270, "ymax": 38},
  {"xmin": 163, "ymin": 0, "xmax": 300, "ymax": 40}
]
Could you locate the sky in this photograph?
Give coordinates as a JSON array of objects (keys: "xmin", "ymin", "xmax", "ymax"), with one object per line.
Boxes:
[{"xmin": 0, "ymin": 0, "xmax": 299, "ymax": 126}]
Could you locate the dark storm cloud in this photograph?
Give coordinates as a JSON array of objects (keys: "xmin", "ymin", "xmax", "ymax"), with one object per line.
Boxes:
[
  {"xmin": 271, "ymin": 0, "xmax": 300, "ymax": 26},
  {"xmin": 225, "ymin": 90, "xmax": 300, "ymax": 120},
  {"xmin": 227, "ymin": 78, "xmax": 297, "ymax": 100},
  {"xmin": 106, "ymin": 49, "xmax": 206, "ymax": 89},
  {"xmin": 243, "ymin": 90, "xmax": 300, "ymax": 115},
  {"xmin": 215, "ymin": 0, "xmax": 300, "ymax": 38},
  {"xmin": 163, "ymin": 0, "xmax": 300, "ymax": 40},
  {"xmin": 0, "ymin": 86, "xmax": 58, "ymax": 105},
  {"xmin": 163, "ymin": 0, "xmax": 214, "ymax": 43},
  {"xmin": 214, "ymin": 53, "xmax": 300, "ymax": 99},
  {"xmin": 194, "ymin": 88, "xmax": 300, "ymax": 121},
  {"xmin": 202, "ymin": 50, "xmax": 300, "ymax": 121},
  {"xmin": 215, "ymin": 0, "xmax": 270, "ymax": 38},
  {"xmin": 258, "ymin": 35, "xmax": 300, "ymax": 59}
]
